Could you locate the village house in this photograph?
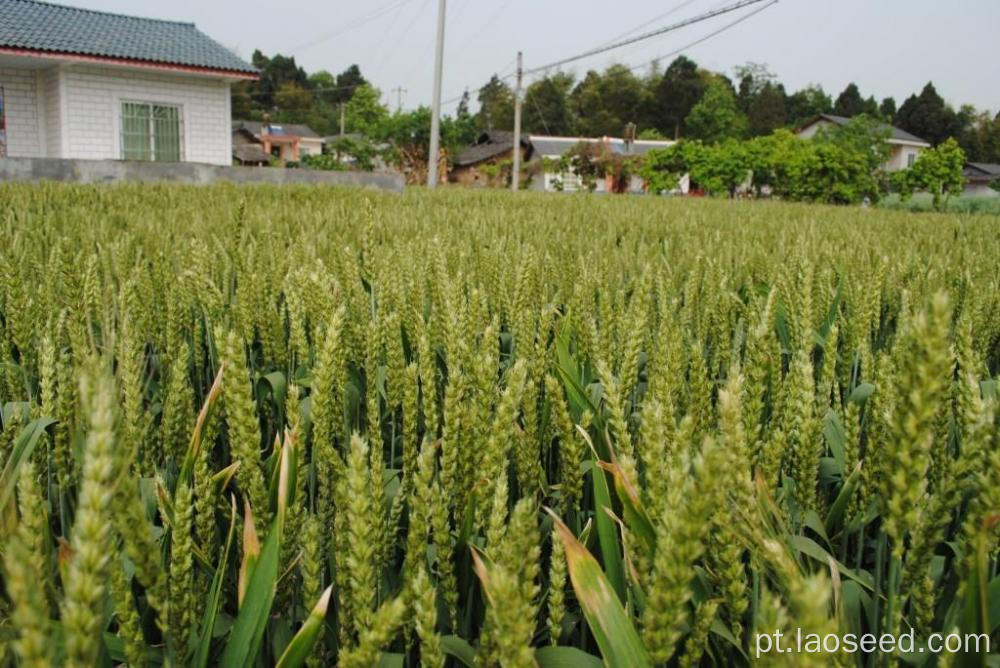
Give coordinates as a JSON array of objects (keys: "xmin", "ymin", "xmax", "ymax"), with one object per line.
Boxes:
[
  {"xmin": 796, "ymin": 113, "xmax": 930, "ymax": 171},
  {"xmin": 961, "ymin": 162, "xmax": 1000, "ymax": 198},
  {"xmin": 0, "ymin": 0, "xmax": 256, "ymax": 165},
  {"xmin": 528, "ymin": 134, "xmax": 676, "ymax": 193},
  {"xmin": 232, "ymin": 120, "xmax": 324, "ymax": 165},
  {"xmin": 449, "ymin": 130, "xmax": 533, "ymax": 186}
]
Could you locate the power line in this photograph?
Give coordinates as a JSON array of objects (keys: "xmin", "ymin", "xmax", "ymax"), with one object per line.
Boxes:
[
  {"xmin": 287, "ymin": 0, "xmax": 418, "ymax": 55},
  {"xmin": 624, "ymin": 0, "xmax": 778, "ymax": 74},
  {"xmin": 592, "ymin": 0, "xmax": 703, "ymax": 50},
  {"xmin": 525, "ymin": 0, "xmax": 773, "ymax": 75}
]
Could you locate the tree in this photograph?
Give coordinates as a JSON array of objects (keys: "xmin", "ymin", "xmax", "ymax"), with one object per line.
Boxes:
[
  {"xmin": 895, "ymin": 82, "xmax": 960, "ymax": 145},
  {"xmin": 879, "ymin": 97, "xmax": 897, "ymax": 120},
  {"xmin": 814, "ymin": 113, "xmax": 891, "ymax": 174},
  {"xmin": 653, "ymin": 56, "xmax": 706, "ymax": 138},
  {"xmin": 274, "ymin": 82, "xmax": 312, "ymax": 122},
  {"xmin": 746, "ymin": 82, "xmax": 787, "ymax": 137},
  {"xmin": 452, "ymin": 91, "xmax": 478, "ymax": 147},
  {"xmin": 786, "ymin": 85, "xmax": 832, "ymax": 124},
  {"xmin": 477, "ymin": 75, "xmax": 515, "ymax": 131},
  {"xmin": 523, "ymin": 72, "xmax": 575, "ymax": 136},
  {"xmin": 571, "ymin": 65, "xmax": 648, "ymax": 137},
  {"xmin": 308, "ymin": 70, "xmax": 337, "ymax": 105},
  {"xmin": 639, "ymin": 143, "xmax": 687, "ymax": 193},
  {"xmin": 333, "ymin": 65, "xmax": 367, "ymax": 104},
  {"xmin": 733, "ymin": 62, "xmax": 777, "ymax": 113},
  {"xmin": 893, "ymin": 137, "xmax": 966, "ymax": 209},
  {"xmin": 251, "ymin": 51, "xmax": 309, "ymax": 109},
  {"xmin": 344, "ymin": 83, "xmax": 388, "ymax": 135},
  {"xmin": 685, "ymin": 79, "xmax": 748, "ymax": 144},
  {"xmin": 833, "ymin": 83, "xmax": 877, "ymax": 117}
]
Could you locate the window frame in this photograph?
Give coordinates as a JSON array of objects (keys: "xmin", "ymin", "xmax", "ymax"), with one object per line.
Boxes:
[
  {"xmin": 119, "ymin": 100, "xmax": 184, "ymax": 162},
  {"xmin": 906, "ymin": 152, "xmax": 916, "ymax": 168}
]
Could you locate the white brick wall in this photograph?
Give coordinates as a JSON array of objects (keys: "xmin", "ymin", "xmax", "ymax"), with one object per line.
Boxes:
[
  {"xmin": 62, "ymin": 64, "xmax": 233, "ymax": 165},
  {"xmin": 0, "ymin": 67, "xmax": 43, "ymax": 158},
  {"xmin": 40, "ymin": 67, "xmax": 63, "ymax": 158}
]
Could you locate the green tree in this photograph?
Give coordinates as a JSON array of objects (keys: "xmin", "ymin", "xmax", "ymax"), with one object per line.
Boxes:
[
  {"xmin": 275, "ymin": 82, "xmax": 312, "ymax": 122},
  {"xmin": 477, "ymin": 75, "xmax": 515, "ymax": 131},
  {"xmin": 685, "ymin": 79, "xmax": 748, "ymax": 144},
  {"xmin": 833, "ymin": 83, "xmax": 877, "ymax": 117},
  {"xmin": 333, "ymin": 65, "xmax": 367, "ymax": 104},
  {"xmin": 452, "ymin": 91, "xmax": 478, "ymax": 147},
  {"xmin": 344, "ymin": 83, "xmax": 388, "ymax": 135},
  {"xmin": 571, "ymin": 65, "xmax": 648, "ymax": 137},
  {"xmin": 746, "ymin": 82, "xmax": 788, "ymax": 137},
  {"xmin": 250, "ymin": 51, "xmax": 309, "ymax": 109},
  {"xmin": 786, "ymin": 85, "xmax": 832, "ymax": 124},
  {"xmin": 814, "ymin": 113, "xmax": 891, "ymax": 173},
  {"xmin": 524, "ymin": 72, "xmax": 575, "ymax": 135},
  {"xmin": 879, "ymin": 97, "xmax": 897, "ymax": 120},
  {"xmin": 893, "ymin": 137, "xmax": 966, "ymax": 209},
  {"xmin": 733, "ymin": 62, "xmax": 777, "ymax": 113},
  {"xmin": 308, "ymin": 70, "xmax": 337, "ymax": 105},
  {"xmin": 652, "ymin": 56, "xmax": 706, "ymax": 138},
  {"xmin": 895, "ymin": 82, "xmax": 960, "ymax": 145}
]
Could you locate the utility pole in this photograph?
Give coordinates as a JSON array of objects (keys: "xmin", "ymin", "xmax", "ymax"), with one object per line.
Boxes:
[
  {"xmin": 339, "ymin": 102, "xmax": 345, "ymax": 136},
  {"xmin": 392, "ymin": 86, "xmax": 408, "ymax": 112},
  {"xmin": 511, "ymin": 51, "xmax": 523, "ymax": 192},
  {"xmin": 426, "ymin": 0, "xmax": 446, "ymax": 188}
]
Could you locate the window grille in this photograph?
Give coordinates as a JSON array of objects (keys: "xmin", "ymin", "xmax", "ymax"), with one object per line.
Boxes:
[{"xmin": 121, "ymin": 101, "xmax": 182, "ymax": 161}]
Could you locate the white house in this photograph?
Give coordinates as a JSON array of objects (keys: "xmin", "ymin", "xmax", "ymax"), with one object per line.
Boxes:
[
  {"xmin": 528, "ymin": 135, "xmax": 676, "ymax": 193},
  {"xmin": 0, "ymin": 0, "xmax": 256, "ymax": 166},
  {"xmin": 796, "ymin": 113, "xmax": 930, "ymax": 171}
]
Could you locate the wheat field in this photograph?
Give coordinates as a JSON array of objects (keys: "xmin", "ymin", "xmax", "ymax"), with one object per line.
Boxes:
[{"xmin": 0, "ymin": 183, "xmax": 998, "ymax": 667}]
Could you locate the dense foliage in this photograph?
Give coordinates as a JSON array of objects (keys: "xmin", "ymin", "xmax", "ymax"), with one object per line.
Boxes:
[
  {"xmin": 1, "ymin": 185, "xmax": 999, "ymax": 667},
  {"xmin": 641, "ymin": 117, "xmax": 966, "ymax": 205}
]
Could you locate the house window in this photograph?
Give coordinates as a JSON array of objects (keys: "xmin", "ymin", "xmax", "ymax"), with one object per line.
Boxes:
[
  {"xmin": 121, "ymin": 102, "xmax": 182, "ymax": 161},
  {"xmin": 907, "ymin": 153, "xmax": 916, "ymax": 167}
]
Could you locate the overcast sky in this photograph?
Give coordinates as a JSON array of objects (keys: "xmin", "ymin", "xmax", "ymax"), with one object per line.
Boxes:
[{"xmin": 76, "ymin": 0, "xmax": 1000, "ymax": 115}]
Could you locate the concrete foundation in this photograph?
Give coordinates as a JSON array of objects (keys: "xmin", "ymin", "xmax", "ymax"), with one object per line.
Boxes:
[{"xmin": 0, "ymin": 157, "xmax": 404, "ymax": 192}]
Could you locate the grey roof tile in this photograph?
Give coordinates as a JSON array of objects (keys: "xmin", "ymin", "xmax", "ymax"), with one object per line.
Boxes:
[
  {"xmin": 815, "ymin": 114, "xmax": 929, "ymax": 145},
  {"xmin": 234, "ymin": 120, "xmax": 321, "ymax": 139},
  {"xmin": 0, "ymin": 0, "xmax": 256, "ymax": 74}
]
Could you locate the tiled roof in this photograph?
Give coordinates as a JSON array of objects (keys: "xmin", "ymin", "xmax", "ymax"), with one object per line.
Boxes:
[
  {"xmin": 454, "ymin": 130, "xmax": 531, "ymax": 166},
  {"xmin": 963, "ymin": 162, "xmax": 1000, "ymax": 183},
  {"xmin": 529, "ymin": 135, "xmax": 674, "ymax": 158},
  {"xmin": 813, "ymin": 114, "xmax": 929, "ymax": 145},
  {"xmin": 233, "ymin": 144, "xmax": 270, "ymax": 164},
  {"xmin": 0, "ymin": 0, "xmax": 256, "ymax": 74},
  {"xmin": 234, "ymin": 120, "xmax": 321, "ymax": 139}
]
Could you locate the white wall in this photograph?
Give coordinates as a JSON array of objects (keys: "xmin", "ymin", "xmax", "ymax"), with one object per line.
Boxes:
[
  {"xmin": 0, "ymin": 67, "xmax": 43, "ymax": 157},
  {"xmin": 884, "ymin": 144, "xmax": 925, "ymax": 171},
  {"xmin": 299, "ymin": 136, "xmax": 323, "ymax": 157},
  {"xmin": 964, "ymin": 183, "xmax": 999, "ymax": 198},
  {"xmin": 62, "ymin": 64, "xmax": 233, "ymax": 165},
  {"xmin": 40, "ymin": 67, "xmax": 62, "ymax": 158}
]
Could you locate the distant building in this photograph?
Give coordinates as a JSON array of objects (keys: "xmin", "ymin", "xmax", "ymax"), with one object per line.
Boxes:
[
  {"xmin": 232, "ymin": 120, "xmax": 324, "ymax": 164},
  {"xmin": 528, "ymin": 134, "xmax": 676, "ymax": 193},
  {"xmin": 796, "ymin": 113, "xmax": 930, "ymax": 171},
  {"xmin": 449, "ymin": 130, "xmax": 533, "ymax": 186},
  {"xmin": 0, "ymin": 0, "xmax": 256, "ymax": 165},
  {"xmin": 962, "ymin": 162, "xmax": 1000, "ymax": 198}
]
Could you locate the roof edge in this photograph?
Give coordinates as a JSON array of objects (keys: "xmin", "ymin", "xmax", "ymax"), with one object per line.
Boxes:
[{"xmin": 0, "ymin": 46, "xmax": 258, "ymax": 79}]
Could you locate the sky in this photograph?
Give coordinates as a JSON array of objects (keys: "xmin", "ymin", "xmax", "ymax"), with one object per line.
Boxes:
[{"xmin": 72, "ymin": 0, "xmax": 1000, "ymax": 116}]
